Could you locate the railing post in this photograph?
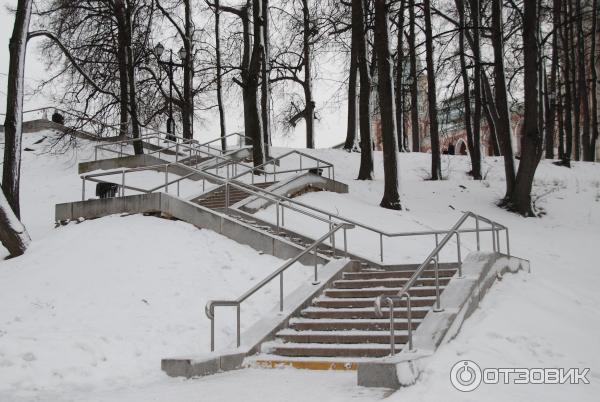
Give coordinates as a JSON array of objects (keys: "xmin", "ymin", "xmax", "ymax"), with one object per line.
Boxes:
[
  {"xmin": 343, "ymin": 226, "xmax": 348, "ymax": 258},
  {"xmin": 313, "ymin": 248, "xmax": 319, "ymax": 285},
  {"xmin": 176, "ymin": 143, "xmax": 179, "ymax": 162},
  {"xmin": 299, "ymin": 155, "xmax": 303, "ymax": 171},
  {"xmin": 281, "ymin": 205, "xmax": 285, "ymax": 227},
  {"xmin": 389, "ymin": 299, "xmax": 395, "ymax": 356},
  {"xmin": 210, "ymin": 316, "xmax": 215, "ymax": 352},
  {"xmin": 276, "ymin": 201, "xmax": 280, "ymax": 233},
  {"xmin": 225, "ymin": 183, "xmax": 230, "ymax": 211},
  {"xmin": 380, "ymin": 233, "xmax": 384, "ymax": 262},
  {"xmin": 475, "ymin": 216, "xmax": 481, "ymax": 251},
  {"xmin": 435, "ymin": 233, "xmax": 439, "ymax": 247},
  {"xmin": 121, "ymin": 170, "xmax": 126, "ymax": 197},
  {"xmin": 280, "ymin": 272, "xmax": 284, "ymax": 311},
  {"xmin": 165, "ymin": 165, "xmax": 169, "ymax": 194},
  {"xmin": 406, "ymin": 295, "xmax": 413, "ymax": 351},
  {"xmin": 456, "ymin": 231, "xmax": 462, "ymax": 277},
  {"xmin": 94, "ymin": 146, "xmax": 98, "ymax": 161},
  {"xmin": 236, "ymin": 305, "xmax": 241, "ymax": 348},
  {"xmin": 505, "ymin": 228, "xmax": 511, "ymax": 258},
  {"xmin": 434, "ymin": 255, "xmax": 443, "ymax": 312},
  {"xmin": 82, "ymin": 177, "xmax": 86, "ymax": 201},
  {"xmin": 491, "ymin": 222, "xmax": 497, "ymax": 253}
]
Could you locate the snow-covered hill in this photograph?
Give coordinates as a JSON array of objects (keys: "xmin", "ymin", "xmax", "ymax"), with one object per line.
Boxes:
[{"xmin": 1, "ymin": 130, "xmax": 599, "ymax": 401}]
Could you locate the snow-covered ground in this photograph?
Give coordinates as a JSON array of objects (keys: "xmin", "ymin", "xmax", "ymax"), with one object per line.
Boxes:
[{"xmin": 1, "ymin": 130, "xmax": 599, "ymax": 401}]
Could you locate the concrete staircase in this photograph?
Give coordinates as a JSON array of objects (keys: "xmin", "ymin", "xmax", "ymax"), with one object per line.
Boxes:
[
  {"xmin": 252, "ymin": 263, "xmax": 458, "ymax": 369},
  {"xmin": 191, "ymin": 182, "xmax": 277, "ymax": 209}
]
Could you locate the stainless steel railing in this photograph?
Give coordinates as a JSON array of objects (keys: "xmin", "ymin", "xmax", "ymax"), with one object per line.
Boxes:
[
  {"xmin": 374, "ymin": 211, "xmax": 509, "ymax": 355},
  {"xmin": 205, "ymin": 222, "xmax": 354, "ymax": 351}
]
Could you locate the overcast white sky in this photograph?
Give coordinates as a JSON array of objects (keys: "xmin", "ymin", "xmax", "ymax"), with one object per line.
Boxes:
[{"xmin": 1, "ymin": 1, "xmax": 51, "ymax": 113}]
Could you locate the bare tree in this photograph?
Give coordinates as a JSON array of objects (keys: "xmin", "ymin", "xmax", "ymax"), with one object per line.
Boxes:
[
  {"xmin": 423, "ymin": 0, "xmax": 441, "ymax": 180},
  {"xmin": 509, "ymin": 0, "xmax": 541, "ymax": 216},
  {"xmin": 354, "ymin": 0, "xmax": 374, "ymax": 180},
  {"xmin": 213, "ymin": 0, "xmax": 228, "ymax": 150},
  {"xmin": 375, "ymin": 0, "xmax": 401, "ymax": 209},
  {"xmin": 1, "ymin": 0, "xmax": 33, "ymax": 256},
  {"xmin": 407, "ymin": 0, "xmax": 420, "ymax": 152}
]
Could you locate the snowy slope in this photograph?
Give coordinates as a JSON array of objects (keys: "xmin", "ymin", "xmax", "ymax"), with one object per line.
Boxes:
[{"xmin": 1, "ymin": 130, "xmax": 599, "ymax": 401}]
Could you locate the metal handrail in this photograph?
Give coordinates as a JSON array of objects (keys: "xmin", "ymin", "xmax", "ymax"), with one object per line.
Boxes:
[
  {"xmin": 374, "ymin": 211, "xmax": 510, "ymax": 355},
  {"xmin": 205, "ymin": 222, "xmax": 353, "ymax": 351}
]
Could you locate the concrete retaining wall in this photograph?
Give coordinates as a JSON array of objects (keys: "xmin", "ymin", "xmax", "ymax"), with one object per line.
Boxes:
[{"xmin": 55, "ymin": 193, "xmax": 327, "ymax": 266}]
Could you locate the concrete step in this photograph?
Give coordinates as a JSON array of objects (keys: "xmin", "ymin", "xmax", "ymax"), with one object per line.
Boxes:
[
  {"xmin": 276, "ymin": 329, "xmax": 409, "ymax": 345},
  {"xmin": 263, "ymin": 342, "xmax": 400, "ymax": 358},
  {"xmin": 312, "ymin": 296, "xmax": 437, "ymax": 309},
  {"xmin": 300, "ymin": 306, "xmax": 429, "ymax": 320},
  {"xmin": 342, "ymin": 268, "xmax": 457, "ymax": 280},
  {"xmin": 332, "ymin": 277, "xmax": 451, "ymax": 289},
  {"xmin": 289, "ymin": 318, "xmax": 420, "ymax": 331},
  {"xmin": 324, "ymin": 286, "xmax": 444, "ymax": 299}
]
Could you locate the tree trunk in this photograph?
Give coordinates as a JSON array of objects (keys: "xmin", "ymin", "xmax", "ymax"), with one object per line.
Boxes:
[
  {"xmin": 394, "ymin": 1, "xmax": 406, "ymax": 152},
  {"xmin": 408, "ymin": 0, "xmax": 420, "ymax": 152},
  {"xmin": 560, "ymin": 0, "xmax": 573, "ymax": 165},
  {"xmin": 568, "ymin": 0, "xmax": 580, "ymax": 161},
  {"xmin": 215, "ymin": 0, "xmax": 227, "ymax": 151},
  {"xmin": 261, "ymin": 0, "xmax": 271, "ymax": 156},
  {"xmin": 491, "ymin": 0, "xmax": 516, "ymax": 199},
  {"xmin": 115, "ymin": 0, "xmax": 143, "ymax": 154},
  {"xmin": 181, "ymin": 0, "xmax": 194, "ymax": 140},
  {"xmin": 456, "ymin": 0, "xmax": 475, "ymax": 160},
  {"xmin": 423, "ymin": 0, "xmax": 441, "ymax": 180},
  {"xmin": 480, "ymin": 74, "xmax": 501, "ymax": 156},
  {"xmin": 375, "ymin": 0, "xmax": 402, "ymax": 210},
  {"xmin": 344, "ymin": 40, "xmax": 358, "ymax": 150},
  {"xmin": 0, "ymin": 188, "xmax": 30, "ymax": 257},
  {"xmin": 116, "ymin": 15, "xmax": 130, "ymax": 139},
  {"xmin": 2, "ymin": 0, "xmax": 33, "ymax": 219},
  {"xmin": 545, "ymin": 0, "xmax": 561, "ymax": 159},
  {"xmin": 576, "ymin": 0, "xmax": 592, "ymax": 161},
  {"xmin": 248, "ymin": 0, "xmax": 265, "ymax": 166},
  {"xmin": 469, "ymin": 0, "xmax": 482, "ymax": 178},
  {"xmin": 354, "ymin": 0, "xmax": 374, "ymax": 180},
  {"xmin": 591, "ymin": 0, "xmax": 599, "ymax": 161},
  {"xmin": 509, "ymin": 0, "xmax": 541, "ymax": 216},
  {"xmin": 302, "ymin": 0, "xmax": 315, "ymax": 149}
]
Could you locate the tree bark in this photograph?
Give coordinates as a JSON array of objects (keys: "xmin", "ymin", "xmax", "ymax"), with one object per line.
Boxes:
[
  {"xmin": 576, "ymin": 0, "xmax": 592, "ymax": 161},
  {"xmin": 248, "ymin": 0, "xmax": 266, "ymax": 166},
  {"xmin": 394, "ymin": 1, "xmax": 406, "ymax": 152},
  {"xmin": 181, "ymin": 0, "xmax": 194, "ymax": 140},
  {"xmin": 408, "ymin": 0, "xmax": 420, "ymax": 152},
  {"xmin": 560, "ymin": 0, "xmax": 573, "ymax": 165},
  {"xmin": 545, "ymin": 0, "xmax": 561, "ymax": 159},
  {"xmin": 456, "ymin": 0, "xmax": 475, "ymax": 160},
  {"xmin": 469, "ymin": 0, "xmax": 482, "ymax": 179},
  {"xmin": 2, "ymin": 0, "xmax": 33, "ymax": 218},
  {"xmin": 261, "ymin": 0, "xmax": 271, "ymax": 156},
  {"xmin": 302, "ymin": 0, "xmax": 315, "ymax": 149},
  {"xmin": 344, "ymin": 39, "xmax": 358, "ymax": 150},
  {"xmin": 354, "ymin": 0, "xmax": 374, "ymax": 180},
  {"xmin": 491, "ymin": 0, "xmax": 516, "ymax": 199},
  {"xmin": 215, "ymin": 0, "xmax": 227, "ymax": 151},
  {"xmin": 375, "ymin": 0, "xmax": 402, "ymax": 210},
  {"xmin": 0, "ymin": 0, "xmax": 32, "ymax": 257},
  {"xmin": 591, "ymin": 0, "xmax": 599, "ymax": 161},
  {"xmin": 423, "ymin": 0, "xmax": 441, "ymax": 180},
  {"xmin": 509, "ymin": 0, "xmax": 541, "ymax": 216},
  {"xmin": 0, "ymin": 188, "xmax": 30, "ymax": 257}
]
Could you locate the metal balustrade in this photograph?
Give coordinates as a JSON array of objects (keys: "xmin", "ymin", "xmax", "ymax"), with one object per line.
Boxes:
[{"xmin": 374, "ymin": 211, "xmax": 510, "ymax": 355}]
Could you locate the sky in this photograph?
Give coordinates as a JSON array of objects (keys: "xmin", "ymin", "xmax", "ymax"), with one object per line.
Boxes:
[
  {"xmin": 0, "ymin": 1, "xmax": 349, "ymax": 148},
  {"xmin": 0, "ymin": 1, "xmax": 50, "ymax": 113}
]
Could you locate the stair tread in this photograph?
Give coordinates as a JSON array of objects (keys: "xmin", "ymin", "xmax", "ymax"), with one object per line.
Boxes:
[
  {"xmin": 264, "ymin": 341, "xmax": 400, "ymax": 350},
  {"xmin": 277, "ymin": 329, "xmax": 410, "ymax": 336},
  {"xmin": 290, "ymin": 317, "xmax": 422, "ymax": 324}
]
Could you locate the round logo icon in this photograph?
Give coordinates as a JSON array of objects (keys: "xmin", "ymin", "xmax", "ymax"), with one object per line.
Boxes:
[{"xmin": 450, "ymin": 360, "xmax": 482, "ymax": 392}]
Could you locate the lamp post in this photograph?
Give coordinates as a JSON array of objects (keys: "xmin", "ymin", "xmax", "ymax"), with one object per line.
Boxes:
[{"xmin": 154, "ymin": 43, "xmax": 187, "ymax": 141}]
